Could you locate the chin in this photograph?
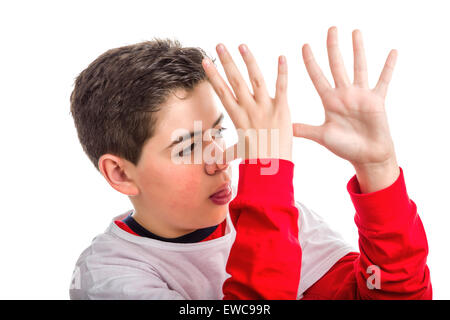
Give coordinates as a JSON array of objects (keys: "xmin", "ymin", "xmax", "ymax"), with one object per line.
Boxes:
[
  {"xmin": 203, "ymin": 205, "xmax": 228, "ymax": 227},
  {"xmin": 216, "ymin": 206, "xmax": 229, "ymax": 223}
]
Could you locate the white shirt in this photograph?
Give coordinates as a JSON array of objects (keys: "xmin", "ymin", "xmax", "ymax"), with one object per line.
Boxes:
[{"xmin": 69, "ymin": 186, "xmax": 355, "ymax": 300}]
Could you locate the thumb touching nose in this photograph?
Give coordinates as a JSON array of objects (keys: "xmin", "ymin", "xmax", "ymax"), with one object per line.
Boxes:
[
  {"xmin": 205, "ymin": 142, "xmax": 239, "ymax": 175},
  {"xmin": 205, "ymin": 139, "xmax": 239, "ymax": 167},
  {"xmin": 217, "ymin": 142, "xmax": 239, "ymax": 165}
]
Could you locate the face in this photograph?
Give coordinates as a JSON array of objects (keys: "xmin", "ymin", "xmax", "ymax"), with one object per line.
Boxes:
[{"xmin": 126, "ymin": 81, "xmax": 232, "ymax": 238}]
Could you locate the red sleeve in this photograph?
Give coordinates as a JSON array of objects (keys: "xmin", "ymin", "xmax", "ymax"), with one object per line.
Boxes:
[
  {"xmin": 222, "ymin": 158, "xmax": 302, "ymax": 300},
  {"xmin": 301, "ymin": 166, "xmax": 432, "ymax": 300}
]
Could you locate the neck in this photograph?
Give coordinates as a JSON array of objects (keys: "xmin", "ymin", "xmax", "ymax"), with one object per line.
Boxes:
[{"xmin": 130, "ymin": 199, "xmax": 197, "ymax": 239}]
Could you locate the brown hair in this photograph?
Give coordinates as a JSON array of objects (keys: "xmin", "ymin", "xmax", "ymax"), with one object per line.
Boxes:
[{"xmin": 70, "ymin": 38, "xmax": 215, "ymax": 171}]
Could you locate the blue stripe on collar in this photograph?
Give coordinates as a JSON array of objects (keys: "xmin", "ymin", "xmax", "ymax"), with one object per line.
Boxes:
[{"xmin": 122, "ymin": 213, "xmax": 218, "ymax": 243}]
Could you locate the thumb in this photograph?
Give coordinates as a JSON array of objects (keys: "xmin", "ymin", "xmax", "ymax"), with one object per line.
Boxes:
[
  {"xmin": 222, "ymin": 143, "xmax": 240, "ymax": 164},
  {"xmin": 211, "ymin": 141, "xmax": 239, "ymax": 165},
  {"xmin": 292, "ymin": 123, "xmax": 323, "ymax": 143}
]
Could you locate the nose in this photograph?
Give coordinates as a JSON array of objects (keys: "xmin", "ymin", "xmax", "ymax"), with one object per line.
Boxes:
[
  {"xmin": 204, "ymin": 139, "xmax": 230, "ymax": 175},
  {"xmin": 205, "ymin": 159, "xmax": 229, "ymax": 175}
]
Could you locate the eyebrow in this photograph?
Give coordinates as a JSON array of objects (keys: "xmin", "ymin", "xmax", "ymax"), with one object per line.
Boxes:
[{"xmin": 167, "ymin": 113, "xmax": 224, "ymax": 149}]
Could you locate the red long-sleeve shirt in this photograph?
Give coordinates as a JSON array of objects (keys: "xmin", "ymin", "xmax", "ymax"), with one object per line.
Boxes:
[
  {"xmin": 115, "ymin": 158, "xmax": 432, "ymax": 299},
  {"xmin": 301, "ymin": 165, "xmax": 432, "ymax": 299},
  {"xmin": 222, "ymin": 158, "xmax": 431, "ymax": 299}
]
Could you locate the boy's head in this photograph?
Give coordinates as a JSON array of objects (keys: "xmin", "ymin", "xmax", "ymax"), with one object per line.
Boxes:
[{"xmin": 70, "ymin": 39, "xmax": 232, "ymax": 238}]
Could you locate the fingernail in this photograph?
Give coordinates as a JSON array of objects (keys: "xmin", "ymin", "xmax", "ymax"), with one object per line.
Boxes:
[
  {"xmin": 203, "ymin": 58, "xmax": 210, "ymax": 68},
  {"xmin": 239, "ymin": 44, "xmax": 248, "ymax": 54},
  {"xmin": 217, "ymin": 44, "xmax": 225, "ymax": 54}
]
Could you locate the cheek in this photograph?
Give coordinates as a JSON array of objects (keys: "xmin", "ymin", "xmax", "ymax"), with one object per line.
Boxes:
[
  {"xmin": 168, "ymin": 168, "xmax": 206, "ymax": 213},
  {"xmin": 140, "ymin": 161, "xmax": 205, "ymax": 208},
  {"xmin": 167, "ymin": 166, "xmax": 204, "ymax": 202}
]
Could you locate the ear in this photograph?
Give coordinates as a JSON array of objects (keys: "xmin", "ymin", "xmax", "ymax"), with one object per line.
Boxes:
[{"xmin": 98, "ymin": 154, "xmax": 140, "ymax": 196}]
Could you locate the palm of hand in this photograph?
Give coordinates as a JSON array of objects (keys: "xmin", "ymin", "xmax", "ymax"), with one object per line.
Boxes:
[
  {"xmin": 294, "ymin": 27, "xmax": 398, "ymax": 167},
  {"xmin": 319, "ymin": 86, "xmax": 394, "ymax": 165}
]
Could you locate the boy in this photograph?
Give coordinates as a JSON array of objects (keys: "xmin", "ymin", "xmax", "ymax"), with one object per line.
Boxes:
[{"xmin": 69, "ymin": 26, "xmax": 431, "ymax": 299}]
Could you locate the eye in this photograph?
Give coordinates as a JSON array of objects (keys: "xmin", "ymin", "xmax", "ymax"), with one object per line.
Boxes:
[
  {"xmin": 215, "ymin": 127, "xmax": 227, "ymax": 138},
  {"xmin": 177, "ymin": 127, "xmax": 227, "ymax": 157},
  {"xmin": 179, "ymin": 142, "xmax": 197, "ymax": 157}
]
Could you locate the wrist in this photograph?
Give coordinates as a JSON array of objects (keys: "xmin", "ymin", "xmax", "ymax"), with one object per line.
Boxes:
[
  {"xmin": 352, "ymin": 156, "xmax": 400, "ymax": 194},
  {"xmin": 240, "ymin": 133, "xmax": 292, "ymax": 162},
  {"xmin": 236, "ymin": 158, "xmax": 295, "ymax": 203}
]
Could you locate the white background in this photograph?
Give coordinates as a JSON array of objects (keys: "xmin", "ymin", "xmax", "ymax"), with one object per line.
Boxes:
[{"xmin": 1, "ymin": 0, "xmax": 449, "ymax": 299}]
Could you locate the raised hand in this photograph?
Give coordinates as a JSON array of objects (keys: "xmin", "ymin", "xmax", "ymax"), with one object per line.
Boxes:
[
  {"xmin": 294, "ymin": 26, "xmax": 400, "ymax": 192},
  {"xmin": 202, "ymin": 44, "xmax": 293, "ymax": 163}
]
